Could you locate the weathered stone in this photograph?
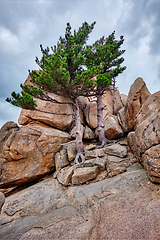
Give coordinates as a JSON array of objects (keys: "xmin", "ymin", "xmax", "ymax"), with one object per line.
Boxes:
[
  {"xmin": 84, "ymin": 157, "xmax": 107, "ymax": 171},
  {"xmin": 84, "ymin": 143, "xmax": 97, "ymax": 151},
  {"xmin": 0, "ymin": 123, "xmax": 69, "ymax": 187},
  {"xmin": 57, "ymin": 166, "xmax": 74, "ymax": 186},
  {"xmin": 118, "ymin": 77, "xmax": 151, "ymax": 132},
  {"xmin": 89, "ymin": 170, "xmax": 108, "ymax": 183},
  {"xmin": 72, "ymin": 166, "xmax": 99, "ymax": 185},
  {"xmin": 134, "ymin": 91, "xmax": 160, "ymax": 129},
  {"xmin": 104, "ymin": 114, "xmax": 123, "ymax": 139},
  {"xmin": 70, "ymin": 125, "xmax": 84, "ymax": 139},
  {"xmin": 55, "ymin": 148, "xmax": 69, "ymax": 171},
  {"xmin": 84, "ymin": 126, "xmax": 95, "ymax": 139},
  {"xmin": 0, "ymin": 121, "xmax": 19, "ymax": 154},
  {"xmin": 105, "ymin": 144, "xmax": 127, "ymax": 158},
  {"xmin": 66, "ymin": 142, "xmax": 76, "ymax": 162},
  {"xmin": 85, "ymin": 148, "xmax": 105, "ymax": 159},
  {"xmin": 0, "ymin": 192, "xmax": 5, "ymax": 213},
  {"xmin": 77, "ymin": 96, "xmax": 89, "ymax": 110},
  {"xmin": 1, "ymin": 168, "xmax": 160, "ymax": 240},
  {"xmin": 120, "ymin": 93, "xmax": 127, "ymax": 106},
  {"xmin": 84, "ymin": 87, "xmax": 123, "ymax": 129},
  {"xmin": 18, "ymin": 74, "xmax": 74, "ymax": 131},
  {"xmin": 106, "ymin": 153, "xmax": 137, "ymax": 178},
  {"xmin": 142, "ymin": 144, "xmax": 160, "ymax": 183}
]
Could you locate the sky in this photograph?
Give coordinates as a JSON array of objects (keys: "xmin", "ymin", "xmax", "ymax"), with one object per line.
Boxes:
[{"xmin": 0, "ymin": 0, "xmax": 160, "ymax": 128}]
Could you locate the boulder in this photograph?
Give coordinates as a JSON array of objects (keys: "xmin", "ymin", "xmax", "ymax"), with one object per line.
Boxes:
[
  {"xmin": 118, "ymin": 77, "xmax": 151, "ymax": 132},
  {"xmin": 84, "ymin": 157, "xmax": 107, "ymax": 171},
  {"xmin": 55, "ymin": 148, "xmax": 69, "ymax": 171},
  {"xmin": 0, "ymin": 121, "xmax": 19, "ymax": 154},
  {"xmin": 0, "ymin": 192, "xmax": 5, "ymax": 214},
  {"xmin": 134, "ymin": 91, "xmax": 160, "ymax": 129},
  {"xmin": 1, "ymin": 167, "xmax": 160, "ymax": 240},
  {"xmin": 18, "ymin": 74, "xmax": 74, "ymax": 131},
  {"xmin": 0, "ymin": 123, "xmax": 69, "ymax": 187},
  {"xmin": 104, "ymin": 114, "xmax": 123, "ymax": 139},
  {"xmin": 106, "ymin": 153, "xmax": 137, "ymax": 178},
  {"xmin": 70, "ymin": 125, "xmax": 84, "ymax": 139},
  {"xmin": 120, "ymin": 93, "xmax": 127, "ymax": 106},
  {"xmin": 84, "ymin": 87, "xmax": 123, "ymax": 129},
  {"xmin": 128, "ymin": 91, "xmax": 160, "ymax": 183},
  {"xmin": 85, "ymin": 148, "xmax": 105, "ymax": 159},
  {"xmin": 72, "ymin": 166, "xmax": 99, "ymax": 185},
  {"xmin": 105, "ymin": 144, "xmax": 127, "ymax": 158},
  {"xmin": 66, "ymin": 142, "xmax": 76, "ymax": 162},
  {"xmin": 142, "ymin": 145, "xmax": 160, "ymax": 183},
  {"xmin": 57, "ymin": 166, "xmax": 74, "ymax": 186},
  {"xmin": 83, "ymin": 126, "xmax": 95, "ymax": 139}
]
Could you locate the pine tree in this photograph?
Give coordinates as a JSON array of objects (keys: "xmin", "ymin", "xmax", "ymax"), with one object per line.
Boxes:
[
  {"xmin": 84, "ymin": 31, "xmax": 126, "ymax": 147},
  {"xmin": 6, "ymin": 21, "xmax": 103, "ymax": 164}
]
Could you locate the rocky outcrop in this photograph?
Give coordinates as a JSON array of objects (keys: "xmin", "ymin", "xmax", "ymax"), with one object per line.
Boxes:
[
  {"xmin": 0, "ymin": 122, "xmax": 69, "ymax": 187},
  {"xmin": 118, "ymin": 77, "xmax": 151, "ymax": 132},
  {"xmin": 18, "ymin": 74, "xmax": 74, "ymax": 131},
  {"xmin": 1, "ymin": 165, "xmax": 160, "ymax": 240},
  {"xmin": 85, "ymin": 87, "xmax": 123, "ymax": 129},
  {"xmin": 128, "ymin": 91, "xmax": 160, "ymax": 183},
  {"xmin": 0, "ymin": 192, "xmax": 5, "ymax": 214}
]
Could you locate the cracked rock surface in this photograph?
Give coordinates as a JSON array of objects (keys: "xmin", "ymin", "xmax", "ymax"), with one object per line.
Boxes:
[{"xmin": 0, "ymin": 164, "xmax": 160, "ymax": 240}]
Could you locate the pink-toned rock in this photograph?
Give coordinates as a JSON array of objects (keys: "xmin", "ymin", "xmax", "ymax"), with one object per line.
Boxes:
[
  {"xmin": 105, "ymin": 144, "xmax": 127, "ymax": 158},
  {"xmin": 104, "ymin": 115, "xmax": 123, "ymax": 139},
  {"xmin": 0, "ymin": 192, "xmax": 5, "ymax": 214},
  {"xmin": 0, "ymin": 121, "xmax": 19, "ymax": 154},
  {"xmin": 72, "ymin": 166, "xmax": 99, "ymax": 185},
  {"xmin": 134, "ymin": 91, "xmax": 160, "ymax": 129},
  {"xmin": 18, "ymin": 74, "xmax": 74, "ymax": 131},
  {"xmin": 0, "ymin": 123, "xmax": 69, "ymax": 187},
  {"xmin": 57, "ymin": 166, "xmax": 74, "ymax": 186},
  {"xmin": 142, "ymin": 144, "xmax": 160, "ymax": 183},
  {"xmin": 120, "ymin": 93, "xmax": 127, "ymax": 106},
  {"xmin": 84, "ymin": 87, "xmax": 123, "ymax": 129},
  {"xmin": 55, "ymin": 148, "xmax": 69, "ymax": 171},
  {"xmin": 84, "ymin": 126, "xmax": 95, "ymax": 139},
  {"xmin": 118, "ymin": 77, "xmax": 151, "ymax": 132}
]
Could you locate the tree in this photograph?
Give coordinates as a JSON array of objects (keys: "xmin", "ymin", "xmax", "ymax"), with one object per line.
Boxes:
[
  {"xmin": 84, "ymin": 31, "xmax": 126, "ymax": 147},
  {"xmin": 6, "ymin": 21, "xmax": 103, "ymax": 164}
]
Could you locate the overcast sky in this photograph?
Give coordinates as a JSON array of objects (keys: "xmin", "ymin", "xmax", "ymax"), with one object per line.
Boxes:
[{"xmin": 0, "ymin": 0, "xmax": 160, "ymax": 128}]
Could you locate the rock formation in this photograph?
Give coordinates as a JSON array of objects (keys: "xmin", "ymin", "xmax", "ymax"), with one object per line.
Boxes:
[{"xmin": 0, "ymin": 76, "xmax": 160, "ymax": 239}]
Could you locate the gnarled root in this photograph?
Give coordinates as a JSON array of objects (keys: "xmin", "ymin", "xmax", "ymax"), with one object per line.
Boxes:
[{"xmin": 74, "ymin": 153, "xmax": 85, "ymax": 165}]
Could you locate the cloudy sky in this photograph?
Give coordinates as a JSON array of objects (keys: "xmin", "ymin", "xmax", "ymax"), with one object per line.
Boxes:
[{"xmin": 0, "ymin": 0, "xmax": 160, "ymax": 128}]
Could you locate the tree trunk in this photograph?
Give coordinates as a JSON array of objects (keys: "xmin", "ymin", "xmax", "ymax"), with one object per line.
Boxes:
[
  {"xmin": 74, "ymin": 98, "xmax": 85, "ymax": 164},
  {"xmin": 97, "ymin": 86, "xmax": 107, "ymax": 147},
  {"xmin": 113, "ymin": 77, "xmax": 117, "ymax": 115}
]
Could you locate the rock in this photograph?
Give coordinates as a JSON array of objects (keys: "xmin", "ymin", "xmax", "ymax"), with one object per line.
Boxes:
[
  {"xmin": 84, "ymin": 126, "xmax": 96, "ymax": 139},
  {"xmin": 142, "ymin": 145, "xmax": 160, "ymax": 183},
  {"xmin": 18, "ymin": 74, "xmax": 74, "ymax": 131},
  {"xmin": 85, "ymin": 148, "xmax": 105, "ymax": 159},
  {"xmin": 84, "ymin": 157, "xmax": 107, "ymax": 171},
  {"xmin": 84, "ymin": 143, "xmax": 97, "ymax": 151},
  {"xmin": 120, "ymin": 93, "xmax": 127, "ymax": 106},
  {"xmin": 104, "ymin": 114, "xmax": 123, "ymax": 139},
  {"xmin": 118, "ymin": 77, "xmax": 151, "ymax": 132},
  {"xmin": 77, "ymin": 96, "xmax": 89, "ymax": 110},
  {"xmin": 127, "ymin": 91, "xmax": 160, "ymax": 183},
  {"xmin": 0, "ymin": 192, "xmax": 5, "ymax": 213},
  {"xmin": 55, "ymin": 148, "xmax": 69, "ymax": 171},
  {"xmin": 66, "ymin": 142, "xmax": 76, "ymax": 162},
  {"xmin": 89, "ymin": 170, "xmax": 108, "ymax": 183},
  {"xmin": 72, "ymin": 166, "xmax": 99, "ymax": 185},
  {"xmin": 106, "ymin": 153, "xmax": 137, "ymax": 178},
  {"xmin": 1, "ymin": 168, "xmax": 160, "ymax": 240},
  {"xmin": 57, "ymin": 166, "xmax": 74, "ymax": 186},
  {"xmin": 0, "ymin": 121, "xmax": 19, "ymax": 154},
  {"xmin": 70, "ymin": 125, "xmax": 84, "ymax": 139},
  {"xmin": 134, "ymin": 91, "xmax": 160, "ymax": 129},
  {"xmin": 0, "ymin": 123, "xmax": 69, "ymax": 187},
  {"xmin": 105, "ymin": 144, "xmax": 127, "ymax": 158},
  {"xmin": 84, "ymin": 87, "xmax": 123, "ymax": 129}
]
